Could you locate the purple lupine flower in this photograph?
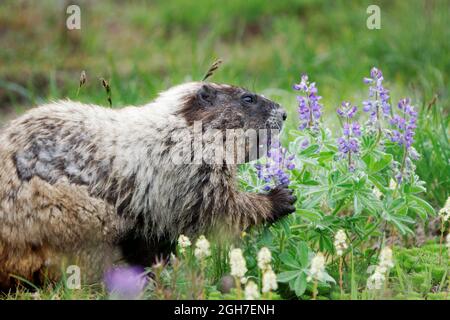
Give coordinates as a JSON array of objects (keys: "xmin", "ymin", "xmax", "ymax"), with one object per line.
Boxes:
[
  {"xmin": 389, "ymin": 97, "xmax": 420, "ymax": 184},
  {"xmin": 337, "ymin": 102, "xmax": 361, "ymax": 170},
  {"xmin": 337, "ymin": 102, "xmax": 357, "ymax": 119},
  {"xmin": 389, "ymin": 98, "xmax": 417, "ymax": 148},
  {"xmin": 255, "ymin": 140, "xmax": 295, "ymax": 190},
  {"xmin": 104, "ymin": 266, "xmax": 148, "ymax": 300},
  {"xmin": 300, "ymin": 137, "xmax": 310, "ymax": 150},
  {"xmin": 293, "ymin": 74, "xmax": 323, "ymax": 130},
  {"xmin": 362, "ymin": 67, "xmax": 391, "ymax": 124}
]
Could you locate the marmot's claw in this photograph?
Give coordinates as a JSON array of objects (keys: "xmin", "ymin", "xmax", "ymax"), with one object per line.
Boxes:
[{"xmin": 267, "ymin": 184, "xmax": 297, "ymax": 222}]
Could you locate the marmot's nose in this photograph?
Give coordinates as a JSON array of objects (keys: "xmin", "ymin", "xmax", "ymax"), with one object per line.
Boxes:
[{"xmin": 281, "ymin": 110, "xmax": 287, "ymax": 121}]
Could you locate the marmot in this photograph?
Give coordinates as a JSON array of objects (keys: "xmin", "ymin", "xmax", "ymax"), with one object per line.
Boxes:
[{"xmin": 0, "ymin": 81, "xmax": 296, "ymax": 289}]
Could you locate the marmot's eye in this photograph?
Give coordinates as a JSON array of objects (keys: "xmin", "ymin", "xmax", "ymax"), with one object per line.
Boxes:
[{"xmin": 242, "ymin": 94, "xmax": 256, "ymax": 104}]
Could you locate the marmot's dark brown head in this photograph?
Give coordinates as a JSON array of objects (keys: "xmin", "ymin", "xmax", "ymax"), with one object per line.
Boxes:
[{"xmin": 177, "ymin": 82, "xmax": 287, "ymax": 132}]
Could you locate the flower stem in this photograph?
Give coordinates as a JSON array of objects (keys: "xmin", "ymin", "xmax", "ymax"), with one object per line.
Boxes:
[
  {"xmin": 339, "ymin": 257, "xmax": 344, "ymax": 298},
  {"xmin": 393, "ymin": 144, "xmax": 408, "ymax": 197},
  {"xmin": 312, "ymin": 280, "xmax": 318, "ymax": 300},
  {"xmin": 346, "ymin": 117, "xmax": 352, "ymax": 168},
  {"xmin": 439, "ymin": 219, "xmax": 444, "ymax": 265},
  {"xmin": 234, "ymin": 277, "xmax": 242, "ymax": 299}
]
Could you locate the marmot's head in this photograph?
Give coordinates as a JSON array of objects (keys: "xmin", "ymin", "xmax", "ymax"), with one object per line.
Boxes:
[
  {"xmin": 174, "ymin": 82, "xmax": 287, "ymax": 132},
  {"xmin": 152, "ymin": 82, "xmax": 287, "ymax": 163}
]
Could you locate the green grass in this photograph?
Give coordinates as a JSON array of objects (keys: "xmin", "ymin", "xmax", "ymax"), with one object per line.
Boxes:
[
  {"xmin": 0, "ymin": 1, "xmax": 448, "ymax": 111},
  {"xmin": 0, "ymin": 0, "xmax": 449, "ymax": 300}
]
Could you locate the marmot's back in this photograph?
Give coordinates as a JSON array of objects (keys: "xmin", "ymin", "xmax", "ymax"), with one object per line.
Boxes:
[{"xmin": 0, "ymin": 101, "xmax": 127, "ymax": 289}]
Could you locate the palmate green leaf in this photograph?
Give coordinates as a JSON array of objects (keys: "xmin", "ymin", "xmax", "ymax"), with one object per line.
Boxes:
[
  {"xmin": 297, "ymin": 241, "xmax": 309, "ymax": 266},
  {"xmin": 362, "ymin": 151, "xmax": 393, "ymax": 174},
  {"xmin": 294, "ymin": 273, "xmax": 307, "ymax": 296},
  {"xmin": 318, "ymin": 233, "xmax": 334, "ymax": 252},
  {"xmin": 296, "ymin": 208, "xmax": 323, "ymax": 222},
  {"xmin": 299, "ymin": 144, "xmax": 320, "ymax": 157},
  {"xmin": 385, "ymin": 211, "xmax": 415, "ymax": 235},
  {"xmin": 368, "ymin": 174, "xmax": 386, "ymax": 191},
  {"xmin": 299, "ymin": 179, "xmax": 320, "ymax": 186},
  {"xmin": 389, "ymin": 197, "xmax": 406, "ymax": 211},
  {"xmin": 361, "ymin": 134, "xmax": 377, "ymax": 150},
  {"xmin": 403, "ymin": 183, "xmax": 427, "ymax": 194},
  {"xmin": 353, "ymin": 194, "xmax": 361, "ymax": 215},
  {"xmin": 389, "ymin": 218, "xmax": 414, "ymax": 235},
  {"xmin": 407, "ymin": 194, "xmax": 436, "ymax": 216},
  {"xmin": 301, "ymin": 185, "xmax": 329, "ymax": 197},
  {"xmin": 277, "ymin": 270, "xmax": 301, "ymax": 283},
  {"xmin": 324, "ymin": 143, "xmax": 339, "ymax": 153},
  {"xmin": 302, "ymin": 194, "xmax": 324, "ymax": 209},
  {"xmin": 279, "ymin": 252, "xmax": 301, "ymax": 269},
  {"xmin": 357, "ymin": 192, "xmax": 382, "ymax": 215},
  {"xmin": 318, "ymin": 151, "xmax": 334, "ymax": 164},
  {"xmin": 279, "ymin": 217, "xmax": 292, "ymax": 236},
  {"xmin": 321, "ymin": 271, "xmax": 336, "ymax": 284},
  {"xmin": 408, "ymin": 203, "xmax": 428, "ymax": 220}
]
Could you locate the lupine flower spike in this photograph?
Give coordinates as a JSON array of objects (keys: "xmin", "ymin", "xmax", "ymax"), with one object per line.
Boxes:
[
  {"xmin": 104, "ymin": 266, "xmax": 148, "ymax": 300},
  {"xmin": 307, "ymin": 252, "xmax": 326, "ymax": 300},
  {"xmin": 362, "ymin": 67, "xmax": 390, "ymax": 134},
  {"xmin": 257, "ymin": 247, "xmax": 272, "ymax": 271},
  {"xmin": 194, "ymin": 235, "xmax": 211, "ymax": 261},
  {"xmin": 367, "ymin": 247, "xmax": 394, "ymax": 292},
  {"xmin": 262, "ymin": 269, "xmax": 278, "ymax": 294},
  {"xmin": 229, "ymin": 248, "xmax": 248, "ymax": 283},
  {"xmin": 255, "ymin": 139, "xmax": 295, "ymax": 191},
  {"xmin": 245, "ymin": 281, "xmax": 260, "ymax": 300},
  {"xmin": 337, "ymin": 102, "xmax": 361, "ymax": 171},
  {"xmin": 256, "ymin": 247, "xmax": 278, "ymax": 297},
  {"xmin": 293, "ymin": 74, "xmax": 323, "ymax": 131},
  {"xmin": 334, "ymin": 230, "xmax": 348, "ymax": 296},
  {"xmin": 439, "ymin": 197, "xmax": 450, "ymax": 263},
  {"xmin": 389, "ymin": 98, "xmax": 419, "ymax": 184},
  {"xmin": 446, "ymin": 233, "xmax": 450, "ymax": 256},
  {"xmin": 177, "ymin": 234, "xmax": 191, "ymax": 254}
]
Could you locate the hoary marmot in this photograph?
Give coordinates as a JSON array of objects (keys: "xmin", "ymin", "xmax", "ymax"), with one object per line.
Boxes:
[{"xmin": 0, "ymin": 81, "xmax": 296, "ymax": 289}]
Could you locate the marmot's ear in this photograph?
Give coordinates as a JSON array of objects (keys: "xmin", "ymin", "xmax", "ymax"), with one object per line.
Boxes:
[{"xmin": 197, "ymin": 85, "xmax": 217, "ymax": 106}]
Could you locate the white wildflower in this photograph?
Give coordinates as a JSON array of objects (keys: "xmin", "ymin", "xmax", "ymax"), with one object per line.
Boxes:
[
  {"xmin": 229, "ymin": 248, "xmax": 247, "ymax": 279},
  {"xmin": 257, "ymin": 247, "xmax": 272, "ymax": 271},
  {"xmin": 366, "ymin": 247, "xmax": 394, "ymax": 291},
  {"xmin": 366, "ymin": 267, "xmax": 386, "ymax": 290},
  {"xmin": 262, "ymin": 268, "xmax": 278, "ymax": 293},
  {"xmin": 177, "ymin": 234, "xmax": 191, "ymax": 253},
  {"xmin": 31, "ymin": 292, "xmax": 41, "ymax": 300},
  {"xmin": 244, "ymin": 281, "xmax": 260, "ymax": 300},
  {"xmin": 333, "ymin": 230, "xmax": 348, "ymax": 256},
  {"xmin": 446, "ymin": 233, "xmax": 450, "ymax": 253},
  {"xmin": 307, "ymin": 252, "xmax": 326, "ymax": 282},
  {"xmin": 438, "ymin": 197, "xmax": 450, "ymax": 222},
  {"xmin": 389, "ymin": 179, "xmax": 397, "ymax": 190},
  {"xmin": 373, "ymin": 187, "xmax": 383, "ymax": 200},
  {"xmin": 378, "ymin": 247, "xmax": 394, "ymax": 271},
  {"xmin": 194, "ymin": 235, "xmax": 211, "ymax": 260}
]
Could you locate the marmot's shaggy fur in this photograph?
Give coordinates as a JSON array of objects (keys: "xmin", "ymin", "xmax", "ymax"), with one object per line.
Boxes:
[{"xmin": 0, "ymin": 82, "xmax": 296, "ymax": 289}]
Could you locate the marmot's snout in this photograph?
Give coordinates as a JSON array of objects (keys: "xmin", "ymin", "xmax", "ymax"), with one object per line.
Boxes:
[
  {"xmin": 276, "ymin": 104, "xmax": 288, "ymax": 121},
  {"xmin": 267, "ymin": 102, "xmax": 287, "ymax": 130}
]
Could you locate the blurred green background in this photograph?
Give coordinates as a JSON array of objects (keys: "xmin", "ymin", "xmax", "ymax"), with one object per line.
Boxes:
[
  {"xmin": 0, "ymin": 0, "xmax": 448, "ymax": 203},
  {"xmin": 0, "ymin": 0, "xmax": 448, "ymax": 116}
]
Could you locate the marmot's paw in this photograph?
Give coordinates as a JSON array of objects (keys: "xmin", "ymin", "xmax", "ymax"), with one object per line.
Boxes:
[{"xmin": 267, "ymin": 184, "xmax": 297, "ymax": 222}]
